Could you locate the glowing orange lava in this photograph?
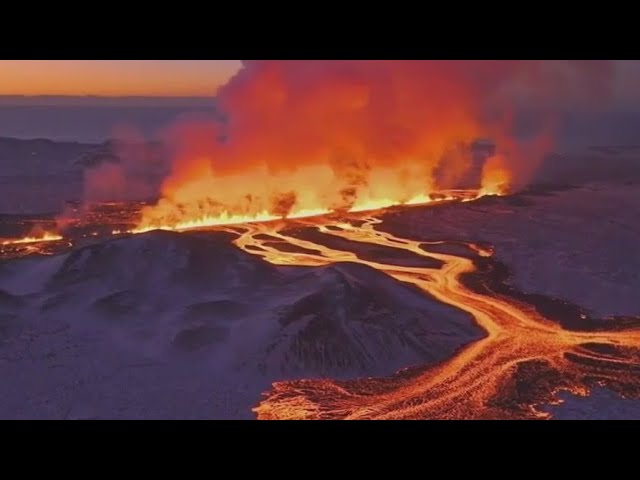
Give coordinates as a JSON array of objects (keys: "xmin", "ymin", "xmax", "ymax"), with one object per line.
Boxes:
[
  {"xmin": 1, "ymin": 232, "xmax": 63, "ymax": 245},
  {"xmin": 214, "ymin": 214, "xmax": 640, "ymax": 420},
  {"xmin": 131, "ymin": 189, "xmax": 489, "ymax": 234},
  {"xmin": 479, "ymin": 154, "xmax": 512, "ymax": 196}
]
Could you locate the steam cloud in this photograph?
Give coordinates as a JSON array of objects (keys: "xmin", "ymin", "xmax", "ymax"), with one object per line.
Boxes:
[{"xmin": 82, "ymin": 125, "xmax": 169, "ymax": 204}]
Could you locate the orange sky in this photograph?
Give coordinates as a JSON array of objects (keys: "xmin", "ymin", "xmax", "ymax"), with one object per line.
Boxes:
[
  {"xmin": 1, "ymin": 60, "xmax": 639, "ymax": 106},
  {"xmin": 0, "ymin": 60, "xmax": 242, "ymax": 96}
]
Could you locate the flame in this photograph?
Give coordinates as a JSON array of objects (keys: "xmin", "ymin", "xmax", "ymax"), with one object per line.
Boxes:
[
  {"xmin": 480, "ymin": 154, "xmax": 512, "ymax": 196},
  {"xmin": 132, "ymin": 207, "xmax": 332, "ymax": 234},
  {"xmin": 130, "ymin": 188, "xmax": 498, "ymax": 234},
  {"xmin": 1, "ymin": 232, "xmax": 63, "ymax": 245},
  {"xmin": 133, "ymin": 149, "xmax": 498, "ymax": 232}
]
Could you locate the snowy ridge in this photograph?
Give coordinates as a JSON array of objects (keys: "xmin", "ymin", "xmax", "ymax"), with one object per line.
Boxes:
[{"xmin": 0, "ymin": 230, "xmax": 481, "ymax": 419}]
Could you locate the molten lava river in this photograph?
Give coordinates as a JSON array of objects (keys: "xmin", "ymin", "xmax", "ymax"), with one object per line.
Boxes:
[{"xmin": 221, "ymin": 208, "xmax": 640, "ymax": 420}]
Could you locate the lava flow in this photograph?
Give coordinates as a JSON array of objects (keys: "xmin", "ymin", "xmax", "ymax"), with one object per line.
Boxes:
[
  {"xmin": 0, "ymin": 232, "xmax": 62, "ymax": 245},
  {"xmin": 223, "ymin": 214, "xmax": 640, "ymax": 420},
  {"xmin": 0, "ymin": 231, "xmax": 67, "ymax": 259}
]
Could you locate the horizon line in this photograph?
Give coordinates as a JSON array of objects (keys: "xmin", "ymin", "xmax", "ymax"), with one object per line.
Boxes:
[
  {"xmin": 0, "ymin": 94, "xmax": 215, "ymax": 98},
  {"xmin": 0, "ymin": 95, "xmax": 218, "ymax": 107}
]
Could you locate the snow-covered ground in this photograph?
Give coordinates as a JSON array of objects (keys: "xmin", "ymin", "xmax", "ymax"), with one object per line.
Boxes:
[
  {"xmin": 544, "ymin": 388, "xmax": 640, "ymax": 420},
  {"xmin": 383, "ymin": 182, "xmax": 640, "ymax": 318},
  {"xmin": 0, "ymin": 230, "xmax": 480, "ymax": 419}
]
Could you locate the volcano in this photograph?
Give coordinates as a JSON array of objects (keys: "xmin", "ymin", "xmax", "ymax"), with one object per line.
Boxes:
[{"xmin": 2, "ymin": 60, "xmax": 640, "ymax": 420}]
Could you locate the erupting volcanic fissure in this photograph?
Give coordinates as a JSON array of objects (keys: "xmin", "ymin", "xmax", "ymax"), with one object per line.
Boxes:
[
  {"xmin": 130, "ymin": 60, "xmax": 613, "ymax": 233},
  {"xmin": 0, "ymin": 232, "xmax": 62, "ymax": 245},
  {"xmin": 130, "ymin": 189, "xmax": 483, "ymax": 234},
  {"xmin": 6, "ymin": 61, "xmax": 615, "ymax": 241}
]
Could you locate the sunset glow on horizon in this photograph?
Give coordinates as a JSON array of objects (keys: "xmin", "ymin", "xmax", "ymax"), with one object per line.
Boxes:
[
  {"xmin": 0, "ymin": 60, "xmax": 242, "ymax": 96},
  {"xmin": 1, "ymin": 60, "xmax": 640, "ymax": 106}
]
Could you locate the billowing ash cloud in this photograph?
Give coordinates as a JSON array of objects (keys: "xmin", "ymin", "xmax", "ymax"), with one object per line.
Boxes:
[{"xmin": 136, "ymin": 61, "xmax": 615, "ymax": 228}]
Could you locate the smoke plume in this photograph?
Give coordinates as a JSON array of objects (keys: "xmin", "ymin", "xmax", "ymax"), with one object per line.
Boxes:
[
  {"xmin": 82, "ymin": 125, "xmax": 169, "ymax": 204},
  {"xmin": 137, "ymin": 60, "xmax": 615, "ymax": 228}
]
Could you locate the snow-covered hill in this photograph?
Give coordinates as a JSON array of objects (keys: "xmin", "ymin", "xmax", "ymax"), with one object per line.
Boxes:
[{"xmin": 0, "ymin": 230, "xmax": 480, "ymax": 419}]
